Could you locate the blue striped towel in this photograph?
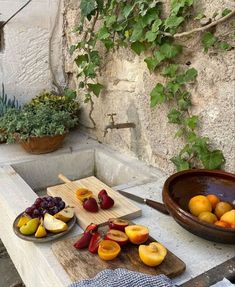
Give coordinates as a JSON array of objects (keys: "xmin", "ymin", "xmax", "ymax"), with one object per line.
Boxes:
[{"xmin": 69, "ymin": 268, "xmax": 176, "ymax": 287}]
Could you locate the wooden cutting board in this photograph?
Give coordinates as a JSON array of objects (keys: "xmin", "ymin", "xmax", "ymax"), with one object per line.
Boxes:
[
  {"xmin": 52, "ymin": 225, "xmax": 186, "ymax": 282},
  {"xmin": 47, "ymin": 176, "xmax": 142, "ymax": 230}
]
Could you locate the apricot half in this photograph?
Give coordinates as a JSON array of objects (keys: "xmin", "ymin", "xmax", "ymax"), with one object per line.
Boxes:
[
  {"xmin": 76, "ymin": 188, "xmax": 93, "ymax": 201},
  {"xmin": 139, "ymin": 242, "xmax": 167, "ymax": 267},
  {"xmin": 105, "ymin": 229, "xmax": 129, "ymax": 246},
  {"xmin": 188, "ymin": 195, "xmax": 212, "ymax": 216},
  {"xmin": 125, "ymin": 225, "xmax": 149, "ymax": 244},
  {"xmin": 98, "ymin": 240, "xmax": 121, "ymax": 261}
]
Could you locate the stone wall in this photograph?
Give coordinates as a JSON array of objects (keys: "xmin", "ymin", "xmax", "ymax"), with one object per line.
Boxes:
[
  {"xmin": 64, "ymin": 0, "xmax": 235, "ymax": 175},
  {"xmin": 0, "ymin": 0, "xmax": 64, "ymax": 104}
]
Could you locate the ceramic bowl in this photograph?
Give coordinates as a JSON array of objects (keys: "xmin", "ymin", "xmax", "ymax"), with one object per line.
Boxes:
[{"xmin": 162, "ymin": 169, "xmax": 235, "ymax": 244}]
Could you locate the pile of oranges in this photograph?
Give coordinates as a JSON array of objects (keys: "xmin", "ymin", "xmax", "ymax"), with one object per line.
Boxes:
[{"xmin": 188, "ymin": 194, "xmax": 235, "ymax": 228}]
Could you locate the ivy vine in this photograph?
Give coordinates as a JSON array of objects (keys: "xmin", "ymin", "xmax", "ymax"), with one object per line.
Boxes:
[{"xmin": 70, "ymin": 0, "xmax": 234, "ymax": 171}]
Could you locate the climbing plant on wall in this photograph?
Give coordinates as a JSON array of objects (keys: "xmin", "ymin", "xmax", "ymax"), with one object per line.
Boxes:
[{"xmin": 70, "ymin": 0, "xmax": 234, "ymax": 171}]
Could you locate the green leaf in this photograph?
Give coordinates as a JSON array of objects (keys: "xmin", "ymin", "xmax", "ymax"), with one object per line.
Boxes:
[
  {"xmin": 174, "ymin": 128, "xmax": 184, "ymax": 138},
  {"xmin": 167, "ymin": 109, "xmax": 182, "ymax": 124},
  {"xmin": 97, "ymin": 27, "xmax": 110, "ymax": 40},
  {"xmin": 69, "ymin": 45, "xmax": 77, "ymax": 55},
  {"xmin": 194, "ymin": 13, "xmax": 205, "ymax": 20},
  {"xmin": 151, "ymin": 19, "xmax": 162, "ymax": 32},
  {"xmin": 83, "ymin": 63, "xmax": 97, "ymax": 78},
  {"xmin": 171, "ymin": 156, "xmax": 190, "ymax": 171},
  {"xmin": 178, "ymin": 97, "xmax": 191, "ymax": 111},
  {"xmin": 101, "ymin": 38, "xmax": 114, "ymax": 50},
  {"xmin": 131, "ymin": 42, "xmax": 146, "ymax": 55},
  {"xmin": 130, "ymin": 22, "xmax": 144, "ymax": 42},
  {"xmin": 161, "ymin": 64, "xmax": 178, "ymax": 78},
  {"xmin": 90, "ymin": 51, "xmax": 100, "ymax": 66},
  {"xmin": 75, "ymin": 54, "xmax": 88, "ymax": 66},
  {"xmin": 217, "ymin": 41, "xmax": 232, "ymax": 51},
  {"xmin": 87, "ymin": 83, "xmax": 104, "ymax": 97},
  {"xmin": 201, "ymin": 150, "xmax": 225, "ymax": 169},
  {"xmin": 123, "ymin": 4, "xmax": 135, "ymax": 18},
  {"xmin": 187, "ymin": 132, "xmax": 197, "ymax": 142},
  {"xmin": 183, "ymin": 68, "xmax": 198, "ymax": 82},
  {"xmin": 142, "ymin": 8, "xmax": 158, "ymax": 27},
  {"xmin": 145, "ymin": 31, "xmax": 158, "ymax": 42},
  {"xmin": 166, "ymin": 81, "xmax": 180, "ymax": 94},
  {"xmin": 202, "ymin": 32, "xmax": 217, "ymax": 52},
  {"xmin": 222, "ymin": 8, "xmax": 232, "ymax": 17},
  {"xmin": 64, "ymin": 88, "xmax": 76, "ymax": 100},
  {"xmin": 150, "ymin": 83, "xmax": 165, "ymax": 107},
  {"xmin": 185, "ymin": 116, "xmax": 198, "ymax": 130},
  {"xmin": 159, "ymin": 43, "xmax": 182, "ymax": 59},
  {"xmin": 144, "ymin": 52, "xmax": 165, "ymax": 72},
  {"xmin": 80, "ymin": 0, "xmax": 97, "ymax": 17},
  {"xmin": 164, "ymin": 15, "xmax": 184, "ymax": 29},
  {"xmin": 105, "ymin": 15, "xmax": 116, "ymax": 28}
]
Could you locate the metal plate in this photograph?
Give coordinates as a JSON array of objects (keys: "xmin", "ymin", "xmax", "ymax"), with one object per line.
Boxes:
[{"xmin": 13, "ymin": 213, "xmax": 76, "ymax": 243}]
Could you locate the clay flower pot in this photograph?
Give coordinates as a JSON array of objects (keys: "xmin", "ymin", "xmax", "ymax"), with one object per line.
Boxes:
[{"xmin": 16, "ymin": 133, "xmax": 67, "ymax": 154}]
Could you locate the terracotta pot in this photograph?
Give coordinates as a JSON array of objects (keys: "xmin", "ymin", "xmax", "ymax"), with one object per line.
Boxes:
[
  {"xmin": 18, "ymin": 133, "xmax": 67, "ymax": 154},
  {"xmin": 162, "ymin": 169, "xmax": 235, "ymax": 244}
]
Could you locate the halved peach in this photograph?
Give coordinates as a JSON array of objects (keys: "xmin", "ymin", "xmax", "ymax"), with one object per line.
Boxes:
[
  {"xmin": 108, "ymin": 218, "xmax": 129, "ymax": 231},
  {"xmin": 125, "ymin": 225, "xmax": 149, "ymax": 245},
  {"xmin": 139, "ymin": 242, "xmax": 167, "ymax": 267},
  {"xmin": 105, "ymin": 229, "xmax": 129, "ymax": 246},
  {"xmin": 76, "ymin": 188, "xmax": 93, "ymax": 201},
  {"xmin": 98, "ymin": 240, "xmax": 121, "ymax": 261}
]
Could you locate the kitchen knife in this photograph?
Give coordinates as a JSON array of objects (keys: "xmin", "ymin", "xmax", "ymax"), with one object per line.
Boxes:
[{"xmin": 117, "ymin": 190, "xmax": 169, "ymax": 215}]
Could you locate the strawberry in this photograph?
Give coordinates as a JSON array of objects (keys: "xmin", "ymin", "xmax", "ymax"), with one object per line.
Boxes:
[
  {"xmin": 98, "ymin": 189, "xmax": 108, "ymax": 199},
  {"xmin": 88, "ymin": 232, "xmax": 102, "ymax": 254},
  {"xmin": 85, "ymin": 223, "xmax": 98, "ymax": 233},
  {"xmin": 74, "ymin": 232, "xmax": 92, "ymax": 249},
  {"xmin": 99, "ymin": 194, "xmax": 114, "ymax": 210},
  {"xmin": 83, "ymin": 198, "xmax": 99, "ymax": 212}
]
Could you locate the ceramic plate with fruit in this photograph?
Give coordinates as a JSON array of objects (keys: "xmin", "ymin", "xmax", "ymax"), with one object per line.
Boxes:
[{"xmin": 13, "ymin": 196, "xmax": 76, "ymax": 242}]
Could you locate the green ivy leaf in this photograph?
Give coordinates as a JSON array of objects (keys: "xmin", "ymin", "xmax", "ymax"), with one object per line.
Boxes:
[
  {"xmin": 217, "ymin": 41, "xmax": 232, "ymax": 51},
  {"xmin": 171, "ymin": 0, "xmax": 194, "ymax": 15},
  {"xmin": 222, "ymin": 8, "xmax": 232, "ymax": 17},
  {"xmin": 164, "ymin": 15, "xmax": 184, "ymax": 29},
  {"xmin": 160, "ymin": 43, "xmax": 182, "ymax": 59},
  {"xmin": 69, "ymin": 45, "xmax": 77, "ymax": 55},
  {"xmin": 144, "ymin": 55, "xmax": 163, "ymax": 72},
  {"xmin": 75, "ymin": 54, "xmax": 88, "ymax": 66},
  {"xmin": 201, "ymin": 150, "xmax": 225, "ymax": 169},
  {"xmin": 161, "ymin": 64, "xmax": 178, "ymax": 78},
  {"xmin": 166, "ymin": 81, "xmax": 181, "ymax": 94},
  {"xmin": 83, "ymin": 63, "xmax": 97, "ymax": 78},
  {"xmin": 87, "ymin": 83, "xmax": 104, "ymax": 97},
  {"xmin": 151, "ymin": 18, "xmax": 162, "ymax": 32},
  {"xmin": 194, "ymin": 12, "xmax": 205, "ymax": 20},
  {"xmin": 130, "ymin": 22, "xmax": 144, "ymax": 42},
  {"xmin": 202, "ymin": 32, "xmax": 217, "ymax": 52},
  {"xmin": 80, "ymin": 0, "xmax": 97, "ymax": 17},
  {"xmin": 150, "ymin": 83, "xmax": 165, "ymax": 107},
  {"xmin": 185, "ymin": 116, "xmax": 198, "ymax": 130},
  {"xmin": 145, "ymin": 31, "xmax": 158, "ymax": 42},
  {"xmin": 123, "ymin": 4, "xmax": 135, "ymax": 18},
  {"xmin": 178, "ymin": 97, "xmax": 191, "ymax": 111},
  {"xmin": 142, "ymin": 8, "xmax": 158, "ymax": 27},
  {"xmin": 183, "ymin": 68, "xmax": 198, "ymax": 82},
  {"xmin": 97, "ymin": 27, "xmax": 110, "ymax": 40},
  {"xmin": 171, "ymin": 155, "xmax": 190, "ymax": 171},
  {"xmin": 90, "ymin": 51, "xmax": 100, "ymax": 66},
  {"xmin": 105, "ymin": 15, "xmax": 117, "ymax": 28},
  {"xmin": 131, "ymin": 42, "xmax": 146, "ymax": 55},
  {"xmin": 101, "ymin": 38, "xmax": 114, "ymax": 50},
  {"xmin": 167, "ymin": 108, "xmax": 182, "ymax": 124}
]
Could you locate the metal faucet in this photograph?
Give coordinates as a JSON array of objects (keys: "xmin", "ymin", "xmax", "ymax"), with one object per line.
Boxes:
[{"xmin": 103, "ymin": 113, "xmax": 136, "ymax": 137}]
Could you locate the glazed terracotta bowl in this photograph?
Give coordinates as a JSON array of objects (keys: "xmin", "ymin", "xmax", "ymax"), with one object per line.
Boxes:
[{"xmin": 162, "ymin": 169, "xmax": 235, "ymax": 244}]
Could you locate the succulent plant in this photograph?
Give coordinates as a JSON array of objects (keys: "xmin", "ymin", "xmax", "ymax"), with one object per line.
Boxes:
[{"xmin": 0, "ymin": 83, "xmax": 19, "ymax": 118}]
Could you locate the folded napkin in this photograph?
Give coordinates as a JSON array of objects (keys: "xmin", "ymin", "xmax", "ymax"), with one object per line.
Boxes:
[{"xmin": 69, "ymin": 268, "xmax": 176, "ymax": 287}]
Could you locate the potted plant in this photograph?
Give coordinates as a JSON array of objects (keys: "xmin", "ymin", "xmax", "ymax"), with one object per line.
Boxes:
[
  {"xmin": 0, "ymin": 83, "xmax": 20, "ymax": 143},
  {"xmin": 0, "ymin": 103, "xmax": 78, "ymax": 154}
]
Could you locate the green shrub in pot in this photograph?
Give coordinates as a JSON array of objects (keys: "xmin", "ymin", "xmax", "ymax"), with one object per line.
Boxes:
[{"xmin": 0, "ymin": 103, "xmax": 78, "ymax": 153}]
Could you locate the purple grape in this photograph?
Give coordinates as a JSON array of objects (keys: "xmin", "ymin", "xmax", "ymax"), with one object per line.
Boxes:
[
  {"xmin": 45, "ymin": 196, "xmax": 53, "ymax": 202},
  {"xmin": 41, "ymin": 201, "xmax": 48, "ymax": 209},
  {"xmin": 54, "ymin": 197, "xmax": 62, "ymax": 204},
  {"xmin": 51, "ymin": 206, "xmax": 59, "ymax": 215},
  {"xmin": 48, "ymin": 201, "xmax": 55, "ymax": 208},
  {"xmin": 31, "ymin": 204, "xmax": 37, "ymax": 210},
  {"xmin": 58, "ymin": 201, "xmax": 65, "ymax": 211},
  {"xmin": 32, "ymin": 209, "xmax": 40, "ymax": 218},
  {"xmin": 25, "ymin": 207, "xmax": 33, "ymax": 216},
  {"xmin": 34, "ymin": 197, "xmax": 43, "ymax": 207}
]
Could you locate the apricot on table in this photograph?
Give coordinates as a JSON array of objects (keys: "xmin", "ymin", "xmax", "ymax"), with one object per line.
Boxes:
[
  {"xmin": 220, "ymin": 209, "xmax": 235, "ymax": 226},
  {"xmin": 98, "ymin": 240, "xmax": 121, "ymax": 261},
  {"xmin": 206, "ymin": 194, "xmax": 220, "ymax": 210},
  {"xmin": 125, "ymin": 225, "xmax": 149, "ymax": 245},
  {"xmin": 214, "ymin": 202, "xmax": 232, "ymax": 219},
  {"xmin": 139, "ymin": 242, "xmax": 167, "ymax": 267},
  {"xmin": 188, "ymin": 195, "xmax": 212, "ymax": 216},
  {"xmin": 198, "ymin": 211, "xmax": 217, "ymax": 224}
]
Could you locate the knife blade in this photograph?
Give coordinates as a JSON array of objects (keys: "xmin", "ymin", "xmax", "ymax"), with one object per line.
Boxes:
[{"xmin": 117, "ymin": 189, "xmax": 169, "ymax": 215}]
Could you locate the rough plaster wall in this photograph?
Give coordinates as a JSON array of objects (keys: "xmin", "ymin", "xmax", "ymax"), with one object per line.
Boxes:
[
  {"xmin": 64, "ymin": 0, "xmax": 235, "ymax": 174},
  {"xmin": 0, "ymin": 0, "xmax": 64, "ymax": 104}
]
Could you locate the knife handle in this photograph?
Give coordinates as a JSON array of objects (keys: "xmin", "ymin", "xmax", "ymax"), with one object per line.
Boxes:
[{"xmin": 145, "ymin": 199, "xmax": 169, "ymax": 215}]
